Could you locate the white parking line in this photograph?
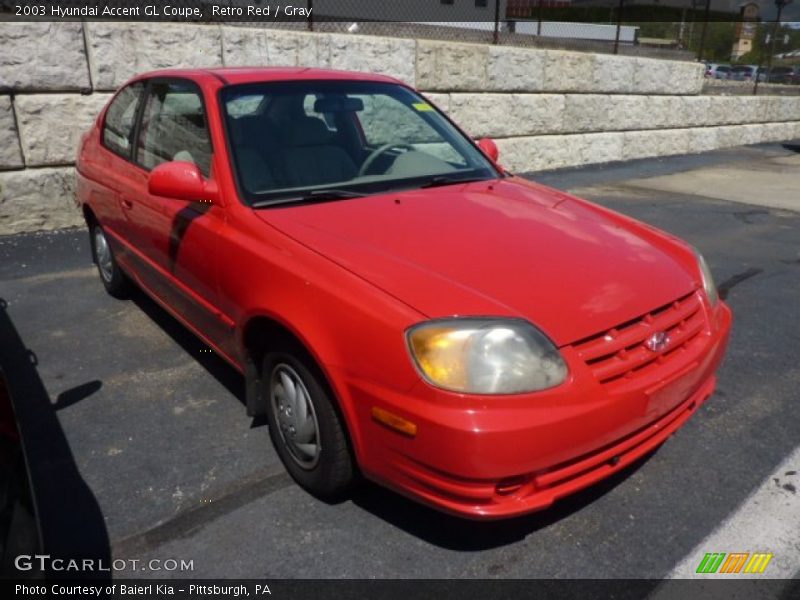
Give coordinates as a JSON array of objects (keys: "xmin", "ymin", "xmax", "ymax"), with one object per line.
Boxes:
[{"xmin": 666, "ymin": 446, "xmax": 800, "ymax": 579}]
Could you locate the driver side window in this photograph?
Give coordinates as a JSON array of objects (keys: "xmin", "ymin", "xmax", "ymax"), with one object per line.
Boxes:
[
  {"xmin": 356, "ymin": 95, "xmax": 440, "ymax": 147},
  {"xmin": 355, "ymin": 95, "xmax": 465, "ymax": 167},
  {"xmin": 135, "ymin": 80, "xmax": 212, "ymax": 176}
]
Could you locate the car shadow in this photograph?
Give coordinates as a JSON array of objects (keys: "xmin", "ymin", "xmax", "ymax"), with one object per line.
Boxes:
[
  {"xmin": 0, "ymin": 298, "xmax": 111, "ymax": 580},
  {"xmin": 167, "ymin": 204, "xmax": 210, "ymax": 273},
  {"xmin": 129, "ymin": 287, "xmax": 247, "ymax": 413},
  {"xmin": 350, "ymin": 449, "xmax": 658, "ymax": 551},
  {"xmin": 781, "ymin": 142, "xmax": 800, "ymax": 154},
  {"xmin": 51, "ymin": 380, "xmax": 103, "ymax": 412}
]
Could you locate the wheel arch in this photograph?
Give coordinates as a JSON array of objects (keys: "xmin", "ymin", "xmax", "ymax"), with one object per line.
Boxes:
[
  {"xmin": 240, "ymin": 313, "xmax": 362, "ymax": 464},
  {"xmin": 83, "ymin": 204, "xmax": 99, "ymax": 266},
  {"xmin": 83, "ymin": 203, "xmax": 98, "ymax": 227}
]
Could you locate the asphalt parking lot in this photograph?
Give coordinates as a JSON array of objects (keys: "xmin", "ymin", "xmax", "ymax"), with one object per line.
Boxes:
[{"xmin": 1, "ymin": 143, "xmax": 798, "ymax": 585}]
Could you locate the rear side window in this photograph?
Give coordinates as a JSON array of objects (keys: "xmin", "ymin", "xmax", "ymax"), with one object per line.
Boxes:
[
  {"xmin": 135, "ymin": 80, "xmax": 212, "ymax": 176},
  {"xmin": 102, "ymin": 82, "xmax": 144, "ymax": 158}
]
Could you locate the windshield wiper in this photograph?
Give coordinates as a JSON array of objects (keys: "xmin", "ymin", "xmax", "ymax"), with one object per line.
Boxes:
[
  {"xmin": 418, "ymin": 175, "xmax": 490, "ymax": 189},
  {"xmin": 251, "ymin": 189, "xmax": 369, "ymax": 208}
]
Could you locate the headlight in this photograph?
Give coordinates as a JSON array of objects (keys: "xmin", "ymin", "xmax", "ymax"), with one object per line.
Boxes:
[
  {"xmin": 693, "ymin": 248, "xmax": 719, "ymax": 306},
  {"xmin": 406, "ymin": 318, "xmax": 568, "ymax": 395}
]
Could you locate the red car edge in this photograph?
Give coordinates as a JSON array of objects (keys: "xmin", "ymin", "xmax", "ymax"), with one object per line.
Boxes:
[{"xmin": 75, "ymin": 67, "xmax": 732, "ymax": 520}]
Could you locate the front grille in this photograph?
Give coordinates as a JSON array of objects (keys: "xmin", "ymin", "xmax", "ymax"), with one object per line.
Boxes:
[{"xmin": 572, "ymin": 291, "xmax": 706, "ymax": 385}]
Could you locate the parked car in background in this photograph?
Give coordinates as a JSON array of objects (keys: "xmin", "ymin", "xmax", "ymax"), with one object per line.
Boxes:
[
  {"xmin": 729, "ymin": 65, "xmax": 759, "ymax": 81},
  {"xmin": 768, "ymin": 66, "xmax": 800, "ymax": 85},
  {"xmin": 706, "ymin": 63, "xmax": 723, "ymax": 79},
  {"xmin": 76, "ymin": 67, "xmax": 732, "ymax": 519},
  {"xmin": 705, "ymin": 64, "xmax": 731, "ymax": 79}
]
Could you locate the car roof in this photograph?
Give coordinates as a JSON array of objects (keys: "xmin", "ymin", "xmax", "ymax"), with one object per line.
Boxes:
[{"xmin": 131, "ymin": 67, "xmax": 405, "ymax": 86}]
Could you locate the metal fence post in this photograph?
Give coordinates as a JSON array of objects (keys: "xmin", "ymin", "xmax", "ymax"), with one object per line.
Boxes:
[
  {"xmin": 754, "ymin": 37, "xmax": 766, "ymax": 95},
  {"xmin": 493, "ymin": 0, "xmax": 501, "ymax": 44},
  {"xmin": 537, "ymin": 0, "xmax": 544, "ymax": 36},
  {"xmin": 613, "ymin": 0, "xmax": 624, "ymax": 55}
]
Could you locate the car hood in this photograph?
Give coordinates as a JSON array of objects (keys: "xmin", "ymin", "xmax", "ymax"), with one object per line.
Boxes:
[{"xmin": 258, "ymin": 178, "xmax": 698, "ymax": 346}]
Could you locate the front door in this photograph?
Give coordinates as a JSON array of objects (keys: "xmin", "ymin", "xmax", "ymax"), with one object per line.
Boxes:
[{"xmin": 126, "ymin": 79, "xmax": 233, "ymax": 354}]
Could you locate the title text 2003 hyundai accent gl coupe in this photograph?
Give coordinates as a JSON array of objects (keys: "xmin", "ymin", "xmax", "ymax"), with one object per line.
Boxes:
[{"xmin": 76, "ymin": 68, "xmax": 731, "ymax": 519}]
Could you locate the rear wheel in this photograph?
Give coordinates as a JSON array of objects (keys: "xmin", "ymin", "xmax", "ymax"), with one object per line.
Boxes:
[
  {"xmin": 262, "ymin": 349, "xmax": 355, "ymax": 499},
  {"xmin": 90, "ymin": 223, "xmax": 130, "ymax": 298}
]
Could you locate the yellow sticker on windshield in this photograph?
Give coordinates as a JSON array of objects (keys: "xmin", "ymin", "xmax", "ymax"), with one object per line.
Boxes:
[{"xmin": 413, "ymin": 102, "xmax": 434, "ymax": 112}]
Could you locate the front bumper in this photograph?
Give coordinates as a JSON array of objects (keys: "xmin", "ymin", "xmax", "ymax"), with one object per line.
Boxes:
[{"xmin": 339, "ymin": 300, "xmax": 732, "ymax": 520}]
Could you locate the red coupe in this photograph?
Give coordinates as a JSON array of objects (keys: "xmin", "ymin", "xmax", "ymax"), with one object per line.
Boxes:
[{"xmin": 75, "ymin": 68, "xmax": 732, "ymax": 519}]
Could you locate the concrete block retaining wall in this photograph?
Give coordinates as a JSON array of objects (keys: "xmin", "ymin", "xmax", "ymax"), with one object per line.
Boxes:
[{"xmin": 1, "ymin": 23, "xmax": 799, "ymax": 234}]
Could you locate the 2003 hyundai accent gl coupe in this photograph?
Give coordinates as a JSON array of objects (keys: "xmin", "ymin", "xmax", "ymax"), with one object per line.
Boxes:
[{"xmin": 76, "ymin": 68, "xmax": 732, "ymax": 519}]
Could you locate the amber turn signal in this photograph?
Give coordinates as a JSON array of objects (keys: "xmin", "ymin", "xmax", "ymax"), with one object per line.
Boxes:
[{"xmin": 371, "ymin": 407, "xmax": 418, "ymax": 438}]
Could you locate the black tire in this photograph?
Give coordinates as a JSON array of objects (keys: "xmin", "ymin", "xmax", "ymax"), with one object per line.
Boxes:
[
  {"xmin": 262, "ymin": 349, "xmax": 355, "ymax": 500},
  {"xmin": 90, "ymin": 222, "xmax": 131, "ymax": 299}
]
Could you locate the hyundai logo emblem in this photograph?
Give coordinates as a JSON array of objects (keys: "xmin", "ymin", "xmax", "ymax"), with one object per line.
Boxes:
[{"xmin": 645, "ymin": 331, "xmax": 671, "ymax": 352}]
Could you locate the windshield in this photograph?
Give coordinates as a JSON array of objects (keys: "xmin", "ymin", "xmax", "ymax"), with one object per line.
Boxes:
[{"xmin": 220, "ymin": 81, "xmax": 499, "ymax": 206}]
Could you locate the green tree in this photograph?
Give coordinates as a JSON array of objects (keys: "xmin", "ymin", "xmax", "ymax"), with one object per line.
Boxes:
[{"xmin": 690, "ymin": 21, "xmax": 737, "ymax": 62}]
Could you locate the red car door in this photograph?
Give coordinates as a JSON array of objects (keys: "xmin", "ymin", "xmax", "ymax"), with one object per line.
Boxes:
[{"xmin": 124, "ymin": 78, "xmax": 234, "ymax": 356}]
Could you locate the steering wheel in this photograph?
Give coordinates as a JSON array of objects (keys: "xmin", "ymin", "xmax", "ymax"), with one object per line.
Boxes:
[{"xmin": 358, "ymin": 143, "xmax": 415, "ymax": 177}]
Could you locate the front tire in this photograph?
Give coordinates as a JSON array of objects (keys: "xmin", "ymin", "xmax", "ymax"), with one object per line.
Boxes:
[
  {"xmin": 90, "ymin": 223, "xmax": 130, "ymax": 298},
  {"xmin": 262, "ymin": 350, "xmax": 355, "ymax": 499}
]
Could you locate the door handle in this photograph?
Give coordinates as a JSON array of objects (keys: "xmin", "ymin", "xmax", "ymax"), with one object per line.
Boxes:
[{"xmin": 121, "ymin": 198, "xmax": 134, "ymax": 210}]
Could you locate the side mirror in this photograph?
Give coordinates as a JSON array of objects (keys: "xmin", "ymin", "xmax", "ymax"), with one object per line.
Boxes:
[
  {"xmin": 148, "ymin": 161, "xmax": 219, "ymax": 205},
  {"xmin": 477, "ymin": 138, "xmax": 500, "ymax": 164}
]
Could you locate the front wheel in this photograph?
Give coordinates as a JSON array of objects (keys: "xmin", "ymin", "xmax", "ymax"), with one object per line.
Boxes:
[
  {"xmin": 263, "ymin": 350, "xmax": 355, "ymax": 499},
  {"xmin": 90, "ymin": 223, "xmax": 130, "ymax": 298}
]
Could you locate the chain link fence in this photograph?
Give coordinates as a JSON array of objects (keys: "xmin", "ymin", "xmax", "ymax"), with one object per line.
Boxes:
[
  {"xmin": 219, "ymin": 0, "xmax": 800, "ymax": 72},
  {"xmin": 212, "ymin": 1, "xmax": 696, "ymax": 60},
  {"xmin": 2, "ymin": 0, "xmax": 799, "ymax": 90}
]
